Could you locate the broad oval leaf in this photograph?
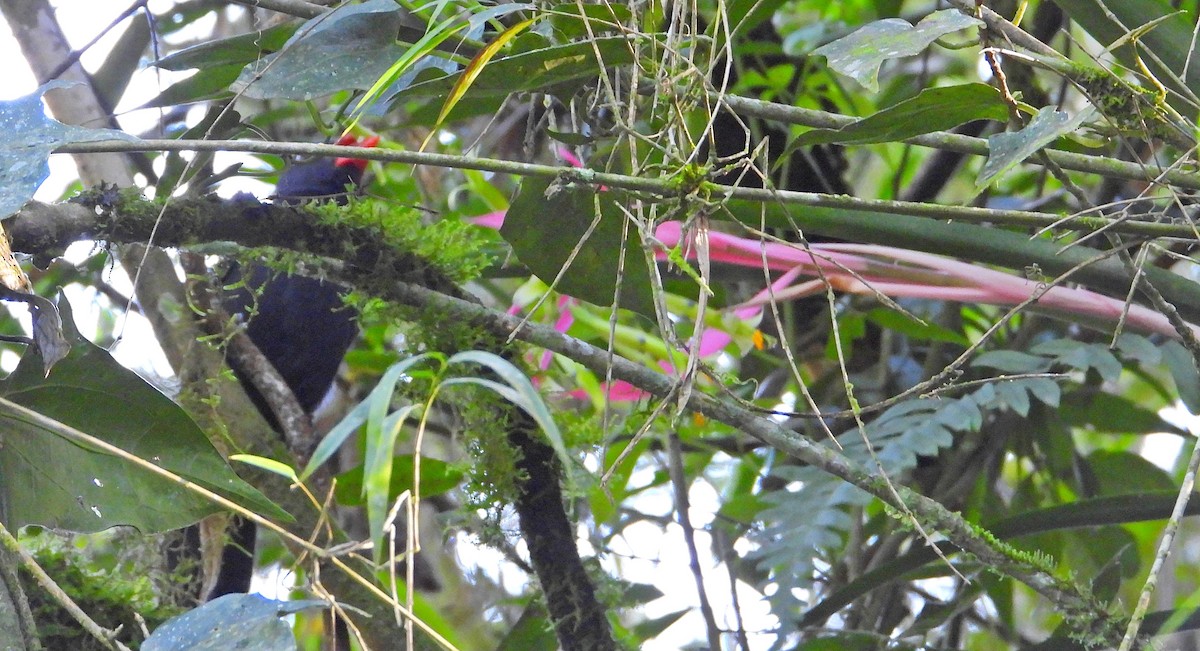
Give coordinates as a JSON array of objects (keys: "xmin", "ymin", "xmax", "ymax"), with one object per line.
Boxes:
[
  {"xmin": 978, "ymin": 106, "xmax": 1096, "ymax": 189},
  {"xmin": 793, "ymin": 83, "xmax": 1008, "ymax": 147},
  {"xmin": 813, "ymin": 10, "xmax": 982, "ymax": 92},
  {"xmin": 502, "ymin": 176, "xmax": 654, "ymax": 315},
  {"xmin": 233, "ymin": 0, "xmax": 412, "ymax": 100},
  {"xmin": 0, "ymin": 297, "xmax": 287, "ymax": 533},
  {"xmin": 396, "ymin": 36, "xmax": 640, "ymax": 124},
  {"xmin": 144, "ymin": 594, "xmax": 324, "ymax": 651},
  {"xmin": 0, "ymin": 83, "xmax": 139, "ymax": 220}
]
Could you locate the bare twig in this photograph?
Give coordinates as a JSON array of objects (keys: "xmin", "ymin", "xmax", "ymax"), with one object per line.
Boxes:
[{"xmin": 666, "ymin": 432, "xmax": 722, "ymax": 649}]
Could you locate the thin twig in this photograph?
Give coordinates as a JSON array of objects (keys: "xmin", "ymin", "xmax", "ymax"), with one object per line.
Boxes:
[
  {"xmin": 55, "ymin": 138, "xmax": 1200, "ymax": 236},
  {"xmin": 666, "ymin": 432, "xmax": 722, "ymax": 649},
  {"xmin": 227, "ymin": 0, "xmax": 325, "ymax": 19}
]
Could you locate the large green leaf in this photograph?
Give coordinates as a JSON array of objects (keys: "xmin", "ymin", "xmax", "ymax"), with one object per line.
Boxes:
[
  {"xmin": 794, "ymin": 83, "xmax": 1008, "ymax": 147},
  {"xmin": 395, "ymin": 36, "xmax": 639, "ymax": 123},
  {"xmin": 977, "ymin": 106, "xmax": 1096, "ymax": 188},
  {"xmin": 812, "ymin": 10, "xmax": 982, "ymax": 92},
  {"xmin": 0, "ymin": 297, "xmax": 288, "ymax": 533},
  {"xmin": 0, "ymin": 83, "xmax": 139, "ymax": 220},
  {"xmin": 1058, "ymin": 393, "xmax": 1186, "ymax": 437},
  {"xmin": 1085, "ymin": 450, "xmax": 1177, "ymax": 494},
  {"xmin": 144, "ymin": 594, "xmax": 323, "ymax": 651},
  {"xmin": 232, "ymin": 0, "xmax": 412, "ymax": 100},
  {"xmin": 146, "ymin": 24, "xmax": 296, "ymax": 107},
  {"xmin": 502, "ymin": 176, "xmax": 655, "ymax": 315},
  {"xmin": 142, "ymin": 64, "xmax": 242, "ymax": 107},
  {"xmin": 155, "ymin": 24, "xmax": 296, "ymax": 71}
]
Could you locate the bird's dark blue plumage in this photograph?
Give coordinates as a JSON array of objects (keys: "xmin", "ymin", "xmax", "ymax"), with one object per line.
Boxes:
[{"xmin": 221, "ymin": 145, "xmax": 372, "ymax": 418}]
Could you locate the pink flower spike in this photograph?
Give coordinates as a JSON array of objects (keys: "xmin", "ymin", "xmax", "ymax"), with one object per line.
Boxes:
[
  {"xmin": 604, "ymin": 380, "xmax": 646, "ymax": 401},
  {"xmin": 469, "ymin": 211, "xmax": 506, "ymax": 229},
  {"xmin": 654, "ymin": 221, "xmax": 874, "ymax": 274},
  {"xmin": 557, "ymin": 147, "xmax": 584, "ymax": 168},
  {"xmin": 698, "ymin": 329, "xmax": 732, "ymax": 356},
  {"xmin": 539, "ymin": 299, "xmax": 578, "ymax": 369}
]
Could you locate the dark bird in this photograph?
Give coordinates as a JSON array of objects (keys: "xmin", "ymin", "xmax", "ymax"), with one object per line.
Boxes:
[
  {"xmin": 206, "ymin": 134, "xmax": 378, "ymax": 600},
  {"xmin": 223, "ymin": 134, "xmax": 379, "ymax": 419}
]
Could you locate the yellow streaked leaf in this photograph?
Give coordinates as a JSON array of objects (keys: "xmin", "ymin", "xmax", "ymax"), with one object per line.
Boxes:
[{"xmin": 421, "ymin": 17, "xmax": 537, "ymax": 150}]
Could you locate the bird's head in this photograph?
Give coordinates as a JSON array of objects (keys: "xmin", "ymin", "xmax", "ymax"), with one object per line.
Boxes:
[{"xmin": 273, "ymin": 134, "xmax": 381, "ymax": 204}]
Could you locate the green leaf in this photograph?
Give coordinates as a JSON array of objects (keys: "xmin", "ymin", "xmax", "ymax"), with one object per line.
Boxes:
[
  {"xmin": 0, "ymin": 297, "xmax": 287, "ymax": 534},
  {"xmin": 141, "ymin": 64, "xmax": 240, "ymax": 107},
  {"xmin": 0, "ymin": 83, "xmax": 140, "ymax": 219},
  {"xmin": 502, "ymin": 177, "xmax": 655, "ymax": 316},
  {"xmin": 977, "ymin": 106, "xmax": 1096, "ymax": 189},
  {"xmin": 812, "ymin": 10, "xmax": 982, "ymax": 92},
  {"xmin": 1114, "ymin": 333, "xmax": 1161, "ymax": 366},
  {"xmin": 231, "ymin": 455, "xmax": 298, "ymax": 482},
  {"xmin": 144, "ymin": 594, "xmax": 323, "ymax": 651},
  {"xmin": 865, "ymin": 307, "xmax": 968, "ymax": 346},
  {"xmin": 1162, "ymin": 339, "xmax": 1200, "ymax": 413},
  {"xmin": 793, "ymin": 83, "xmax": 1008, "ymax": 146},
  {"xmin": 363, "ymin": 403, "xmax": 420, "ymax": 562},
  {"xmin": 154, "ymin": 24, "xmax": 296, "ymax": 71},
  {"xmin": 1032, "ymin": 340, "xmax": 1123, "ymax": 382},
  {"xmin": 422, "ymin": 17, "xmax": 537, "ymax": 148},
  {"xmin": 395, "ymin": 36, "xmax": 639, "ymax": 120},
  {"xmin": 825, "ymin": 310, "xmax": 866, "ymax": 361},
  {"xmin": 1058, "ymin": 393, "xmax": 1185, "ymax": 436},
  {"xmin": 495, "ymin": 603, "xmax": 558, "ymax": 651},
  {"xmin": 1085, "ymin": 450, "xmax": 1176, "ymax": 494},
  {"xmin": 547, "ymin": 2, "xmax": 633, "ymax": 40},
  {"xmin": 727, "ymin": 0, "xmax": 787, "ymax": 36},
  {"xmin": 334, "ymin": 455, "xmax": 464, "ymax": 506},
  {"xmin": 971, "ymin": 350, "xmax": 1049, "ymax": 373},
  {"xmin": 630, "ymin": 608, "xmax": 690, "ymax": 640},
  {"xmin": 301, "ymin": 353, "xmax": 434, "ymax": 480},
  {"xmin": 232, "ymin": 0, "xmax": 413, "ymax": 100},
  {"xmin": 445, "ymin": 350, "xmax": 573, "ymax": 477}
]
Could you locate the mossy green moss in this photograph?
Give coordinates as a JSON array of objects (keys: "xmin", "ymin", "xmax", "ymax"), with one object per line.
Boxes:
[
  {"xmin": 21, "ymin": 530, "xmax": 185, "ymax": 650},
  {"xmin": 313, "ymin": 197, "xmax": 495, "ymax": 286}
]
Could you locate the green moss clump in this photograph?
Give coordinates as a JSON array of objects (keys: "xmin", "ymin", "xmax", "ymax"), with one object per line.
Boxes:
[
  {"xmin": 21, "ymin": 530, "xmax": 185, "ymax": 650},
  {"xmin": 314, "ymin": 198, "xmax": 496, "ymax": 286}
]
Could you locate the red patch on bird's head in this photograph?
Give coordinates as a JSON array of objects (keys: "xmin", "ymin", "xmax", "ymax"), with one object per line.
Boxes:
[{"xmin": 333, "ymin": 134, "xmax": 380, "ymax": 171}]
